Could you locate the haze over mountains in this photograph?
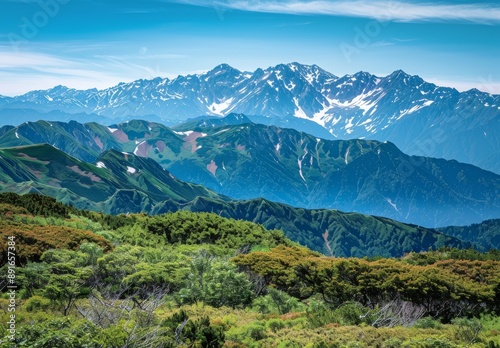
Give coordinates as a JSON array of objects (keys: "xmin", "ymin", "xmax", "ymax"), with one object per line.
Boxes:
[
  {"xmin": 1, "ymin": 117, "xmax": 498, "ymax": 228},
  {"xmin": 0, "ymin": 63, "xmax": 498, "ymax": 173}
]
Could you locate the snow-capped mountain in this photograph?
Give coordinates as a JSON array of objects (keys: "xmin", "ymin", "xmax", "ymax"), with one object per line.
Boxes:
[{"xmin": 3, "ymin": 63, "xmax": 500, "ymax": 173}]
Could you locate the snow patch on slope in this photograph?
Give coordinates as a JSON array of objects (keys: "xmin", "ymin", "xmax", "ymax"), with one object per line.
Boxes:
[
  {"xmin": 398, "ymin": 100, "xmax": 434, "ymax": 120},
  {"xmin": 293, "ymin": 98, "xmax": 308, "ymax": 118},
  {"xmin": 173, "ymin": 130, "xmax": 194, "ymax": 136},
  {"xmin": 297, "ymin": 147, "xmax": 309, "ymax": 183},
  {"xmin": 385, "ymin": 198, "xmax": 400, "ymax": 213},
  {"xmin": 208, "ymin": 97, "xmax": 234, "ymax": 116},
  {"xmin": 134, "ymin": 141, "xmax": 146, "ymax": 155}
]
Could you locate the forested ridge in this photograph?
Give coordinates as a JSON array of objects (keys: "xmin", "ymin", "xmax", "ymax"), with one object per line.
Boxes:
[{"xmin": 0, "ymin": 193, "xmax": 499, "ymax": 347}]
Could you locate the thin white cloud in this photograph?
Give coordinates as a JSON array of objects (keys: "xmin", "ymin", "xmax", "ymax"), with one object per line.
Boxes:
[
  {"xmin": 95, "ymin": 53, "xmax": 188, "ymax": 60},
  {"xmin": 0, "ymin": 50, "xmax": 199, "ymax": 96},
  {"xmin": 426, "ymin": 77, "xmax": 500, "ymax": 95},
  {"xmin": 369, "ymin": 41, "xmax": 395, "ymax": 47},
  {"xmin": 0, "ymin": 51, "xmax": 142, "ymax": 96},
  {"xmin": 170, "ymin": 0, "xmax": 500, "ymax": 24}
]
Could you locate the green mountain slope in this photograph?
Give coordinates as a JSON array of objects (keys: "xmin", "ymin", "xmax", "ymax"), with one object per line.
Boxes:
[
  {"xmin": 181, "ymin": 196, "xmax": 468, "ymax": 257},
  {"xmin": 1, "ymin": 117, "xmax": 499, "ymax": 228},
  {"xmin": 0, "ymin": 145, "xmax": 469, "ymax": 256},
  {"xmin": 0, "ymin": 120, "xmax": 121, "ymax": 162},
  {"xmin": 145, "ymin": 119, "xmax": 500, "ymax": 228},
  {"xmin": 0, "ymin": 144, "xmax": 222, "ymax": 214},
  {"xmin": 437, "ymin": 219, "xmax": 500, "ymax": 250}
]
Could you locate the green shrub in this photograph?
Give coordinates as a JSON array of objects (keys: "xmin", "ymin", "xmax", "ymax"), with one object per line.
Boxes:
[
  {"xmin": 215, "ymin": 320, "xmax": 258, "ymax": 344},
  {"xmin": 480, "ymin": 314, "xmax": 500, "ymax": 332},
  {"xmin": 276, "ymin": 340, "xmax": 303, "ymax": 348},
  {"xmin": 242, "ymin": 322, "xmax": 267, "ymax": 341},
  {"xmin": 401, "ymin": 337, "xmax": 457, "ymax": 348},
  {"xmin": 3, "ymin": 318, "xmax": 101, "ymax": 348},
  {"xmin": 252, "ymin": 288, "xmax": 305, "ymax": 315},
  {"xmin": 343, "ymin": 342, "xmax": 365, "ymax": 348},
  {"xmin": 306, "ymin": 299, "xmax": 338, "ymax": 328},
  {"xmin": 451, "ymin": 317, "xmax": 483, "ymax": 345},
  {"xmin": 383, "ymin": 338, "xmax": 403, "ymax": 348},
  {"xmin": 413, "ymin": 317, "xmax": 442, "ymax": 329},
  {"xmin": 333, "ymin": 302, "xmax": 369, "ymax": 326},
  {"xmin": 176, "ymin": 254, "xmax": 253, "ymax": 309},
  {"xmin": 24, "ymin": 296, "xmax": 51, "ymax": 312},
  {"xmin": 266, "ymin": 318, "xmax": 286, "ymax": 333}
]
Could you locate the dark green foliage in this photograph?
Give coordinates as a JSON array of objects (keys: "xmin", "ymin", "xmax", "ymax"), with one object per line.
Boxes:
[
  {"xmin": 186, "ymin": 197, "xmax": 469, "ymax": 257},
  {"xmin": 163, "ymin": 309, "xmax": 189, "ymax": 331},
  {"xmin": 176, "ymin": 251, "xmax": 253, "ymax": 308},
  {"xmin": 183, "ymin": 317, "xmax": 225, "ymax": 348},
  {"xmin": 164, "ymin": 311, "xmax": 225, "ymax": 348},
  {"xmin": 305, "ymin": 300, "xmax": 373, "ymax": 328},
  {"xmin": 0, "ymin": 192, "xmax": 76, "ymax": 218},
  {"xmin": 40, "ymin": 249, "xmax": 94, "ymax": 315},
  {"xmin": 0, "ymin": 221, "xmax": 113, "ymax": 265},
  {"xmin": 253, "ymin": 288, "xmax": 304, "ymax": 315},
  {"xmin": 147, "ymin": 211, "xmax": 289, "ymax": 250},
  {"xmin": 4, "ymin": 318, "xmax": 102, "ymax": 348},
  {"xmin": 438, "ymin": 219, "xmax": 500, "ymax": 250},
  {"xmin": 18, "ymin": 262, "xmax": 52, "ymax": 297}
]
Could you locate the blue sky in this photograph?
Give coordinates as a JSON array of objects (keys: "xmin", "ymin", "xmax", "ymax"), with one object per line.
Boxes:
[{"xmin": 0, "ymin": 0, "xmax": 499, "ymax": 96}]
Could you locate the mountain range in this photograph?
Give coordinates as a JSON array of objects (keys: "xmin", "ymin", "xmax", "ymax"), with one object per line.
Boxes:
[
  {"xmin": 0, "ymin": 143, "xmax": 473, "ymax": 257},
  {"xmin": 1, "ymin": 63, "xmax": 498, "ymax": 173},
  {"xmin": 1, "ymin": 117, "xmax": 498, "ymax": 228}
]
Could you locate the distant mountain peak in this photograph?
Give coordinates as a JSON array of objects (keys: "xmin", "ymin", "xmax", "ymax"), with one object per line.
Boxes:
[
  {"xmin": 353, "ymin": 71, "xmax": 373, "ymax": 78},
  {"xmin": 223, "ymin": 113, "xmax": 253, "ymax": 123},
  {"xmin": 215, "ymin": 63, "xmax": 233, "ymax": 69},
  {"xmin": 284, "ymin": 62, "xmax": 322, "ymax": 71},
  {"xmin": 48, "ymin": 85, "xmax": 71, "ymax": 92},
  {"xmin": 391, "ymin": 69, "xmax": 408, "ymax": 75},
  {"xmin": 387, "ymin": 69, "xmax": 411, "ymax": 80},
  {"xmin": 208, "ymin": 63, "xmax": 242, "ymax": 75},
  {"xmin": 464, "ymin": 88, "xmax": 482, "ymax": 95}
]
